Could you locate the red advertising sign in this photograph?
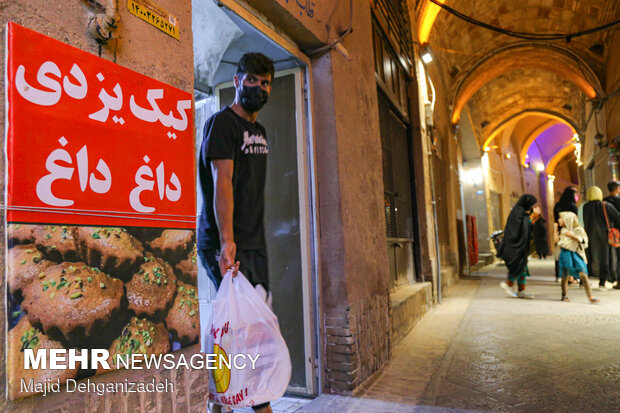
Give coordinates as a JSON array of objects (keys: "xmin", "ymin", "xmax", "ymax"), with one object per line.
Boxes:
[
  {"xmin": 5, "ymin": 23, "xmax": 200, "ymax": 400},
  {"xmin": 6, "ymin": 22, "xmax": 195, "ymax": 228}
]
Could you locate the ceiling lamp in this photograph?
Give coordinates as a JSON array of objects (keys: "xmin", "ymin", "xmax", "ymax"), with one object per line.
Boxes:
[
  {"xmin": 421, "ymin": 46, "xmax": 433, "ymax": 63},
  {"xmin": 574, "ymin": 141, "xmax": 583, "ymax": 166}
]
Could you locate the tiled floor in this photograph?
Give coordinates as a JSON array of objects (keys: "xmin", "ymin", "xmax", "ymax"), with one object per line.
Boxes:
[{"xmin": 230, "ymin": 258, "xmax": 620, "ymax": 412}]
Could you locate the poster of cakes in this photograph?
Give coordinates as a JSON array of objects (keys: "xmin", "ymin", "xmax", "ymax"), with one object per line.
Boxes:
[{"xmin": 5, "ymin": 23, "xmax": 197, "ymax": 399}]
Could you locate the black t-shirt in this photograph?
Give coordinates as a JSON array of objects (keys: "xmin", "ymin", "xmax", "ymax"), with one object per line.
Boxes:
[{"xmin": 198, "ymin": 106, "xmax": 268, "ymax": 250}]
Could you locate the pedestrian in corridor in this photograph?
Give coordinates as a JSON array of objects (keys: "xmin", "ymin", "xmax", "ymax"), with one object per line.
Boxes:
[
  {"xmin": 499, "ymin": 194, "xmax": 538, "ymax": 299},
  {"xmin": 553, "ymin": 186, "xmax": 579, "ymax": 281},
  {"xmin": 604, "ymin": 180, "xmax": 620, "ymax": 289},
  {"xmin": 531, "ymin": 210, "xmax": 548, "ymax": 259},
  {"xmin": 583, "ymin": 186, "xmax": 620, "ymax": 290},
  {"xmin": 198, "ymin": 52, "xmax": 275, "ymax": 413},
  {"xmin": 557, "ymin": 211, "xmax": 598, "ymax": 303}
]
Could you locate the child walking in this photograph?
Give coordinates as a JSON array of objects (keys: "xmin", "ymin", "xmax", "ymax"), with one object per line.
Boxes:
[{"xmin": 557, "ymin": 211, "xmax": 599, "ymax": 303}]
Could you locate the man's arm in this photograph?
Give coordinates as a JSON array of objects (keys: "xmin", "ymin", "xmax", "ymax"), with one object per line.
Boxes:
[
  {"xmin": 211, "ymin": 159, "xmax": 239, "ymax": 276},
  {"xmin": 607, "ymin": 202, "xmax": 620, "ymax": 227}
]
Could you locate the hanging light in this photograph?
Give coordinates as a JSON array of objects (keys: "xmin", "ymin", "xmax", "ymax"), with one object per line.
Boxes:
[
  {"xmin": 574, "ymin": 141, "xmax": 583, "ymax": 166},
  {"xmin": 421, "ymin": 45, "xmax": 433, "ymax": 63}
]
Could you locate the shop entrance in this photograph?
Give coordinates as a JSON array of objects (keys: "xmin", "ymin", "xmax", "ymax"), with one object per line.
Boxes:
[{"xmin": 192, "ymin": 1, "xmax": 317, "ymax": 396}]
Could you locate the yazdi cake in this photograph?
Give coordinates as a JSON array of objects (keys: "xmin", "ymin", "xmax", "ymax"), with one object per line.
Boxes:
[
  {"xmin": 148, "ymin": 229, "xmax": 195, "ymax": 265},
  {"xmin": 74, "ymin": 226, "xmax": 144, "ymax": 281},
  {"xmin": 32, "ymin": 225, "xmax": 80, "ymax": 262},
  {"xmin": 7, "ymin": 317, "xmax": 80, "ymax": 400},
  {"xmin": 99, "ymin": 317, "xmax": 170, "ymax": 373},
  {"xmin": 174, "ymin": 243, "xmax": 197, "ymax": 285},
  {"xmin": 7, "ymin": 223, "xmax": 36, "ymax": 246},
  {"xmin": 126, "ymin": 254, "xmax": 177, "ymax": 320},
  {"xmin": 20, "ymin": 262, "xmax": 125, "ymax": 347},
  {"xmin": 165, "ymin": 281, "xmax": 200, "ymax": 345},
  {"xmin": 7, "ymin": 244, "xmax": 53, "ymax": 301},
  {"xmin": 125, "ymin": 227, "xmax": 164, "ymax": 244}
]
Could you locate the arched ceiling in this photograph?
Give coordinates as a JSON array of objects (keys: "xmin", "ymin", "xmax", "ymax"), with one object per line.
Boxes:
[
  {"xmin": 553, "ymin": 152, "xmax": 579, "ymax": 184},
  {"xmin": 518, "ymin": 118, "xmax": 563, "ymax": 166},
  {"xmin": 412, "ymin": 0, "xmax": 620, "ymax": 141},
  {"xmin": 479, "ymin": 114, "xmax": 579, "ymax": 175},
  {"xmin": 481, "ymin": 110, "xmax": 580, "ymax": 153},
  {"xmin": 451, "ymin": 44, "xmax": 600, "ymax": 124},
  {"xmin": 546, "ymin": 143, "xmax": 577, "ymax": 175},
  {"xmin": 467, "ymin": 68, "xmax": 584, "ymax": 145}
]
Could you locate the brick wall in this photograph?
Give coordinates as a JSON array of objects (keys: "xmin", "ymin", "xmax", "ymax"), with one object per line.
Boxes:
[
  {"xmin": 323, "ymin": 292, "xmax": 390, "ymax": 393},
  {"xmin": 310, "ymin": 0, "xmax": 393, "ymax": 393}
]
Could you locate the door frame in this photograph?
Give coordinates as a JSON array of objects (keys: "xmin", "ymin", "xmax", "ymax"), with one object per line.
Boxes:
[
  {"xmin": 206, "ymin": 0, "xmax": 321, "ymax": 396},
  {"xmin": 215, "ymin": 67, "xmax": 317, "ymax": 396}
]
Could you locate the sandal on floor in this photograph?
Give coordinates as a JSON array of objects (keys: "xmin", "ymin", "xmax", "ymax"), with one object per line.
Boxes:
[
  {"xmin": 589, "ymin": 297, "xmax": 599, "ymax": 304},
  {"xmin": 561, "ymin": 296, "xmax": 570, "ymax": 302}
]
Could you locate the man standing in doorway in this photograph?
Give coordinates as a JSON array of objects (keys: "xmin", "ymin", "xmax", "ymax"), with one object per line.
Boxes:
[
  {"xmin": 198, "ymin": 53, "xmax": 274, "ymax": 413},
  {"xmin": 605, "ymin": 180, "xmax": 620, "ymax": 289}
]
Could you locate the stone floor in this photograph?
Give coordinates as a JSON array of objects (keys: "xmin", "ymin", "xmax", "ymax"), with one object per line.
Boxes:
[{"xmin": 249, "ymin": 257, "xmax": 620, "ymax": 412}]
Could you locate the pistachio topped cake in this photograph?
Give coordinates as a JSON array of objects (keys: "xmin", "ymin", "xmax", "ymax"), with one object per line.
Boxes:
[
  {"xmin": 7, "ymin": 317, "xmax": 80, "ymax": 400},
  {"xmin": 165, "ymin": 281, "xmax": 200, "ymax": 345},
  {"xmin": 74, "ymin": 226, "xmax": 144, "ymax": 281},
  {"xmin": 7, "ymin": 223, "xmax": 36, "ymax": 246},
  {"xmin": 174, "ymin": 243, "xmax": 198, "ymax": 285},
  {"xmin": 20, "ymin": 261, "xmax": 125, "ymax": 346},
  {"xmin": 100, "ymin": 317, "xmax": 170, "ymax": 372},
  {"xmin": 148, "ymin": 229, "xmax": 195, "ymax": 265},
  {"xmin": 7, "ymin": 244, "xmax": 52, "ymax": 300},
  {"xmin": 32, "ymin": 225, "xmax": 80, "ymax": 262},
  {"xmin": 126, "ymin": 254, "xmax": 177, "ymax": 320}
]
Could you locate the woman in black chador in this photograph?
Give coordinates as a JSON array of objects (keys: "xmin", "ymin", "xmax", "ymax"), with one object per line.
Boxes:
[
  {"xmin": 583, "ymin": 186, "xmax": 620, "ymax": 289},
  {"xmin": 531, "ymin": 211, "xmax": 548, "ymax": 259},
  {"xmin": 499, "ymin": 194, "xmax": 538, "ymax": 299},
  {"xmin": 553, "ymin": 186, "xmax": 578, "ymax": 221}
]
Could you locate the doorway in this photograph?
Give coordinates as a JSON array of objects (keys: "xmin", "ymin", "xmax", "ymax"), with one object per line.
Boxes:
[{"xmin": 192, "ymin": 1, "xmax": 317, "ymax": 396}]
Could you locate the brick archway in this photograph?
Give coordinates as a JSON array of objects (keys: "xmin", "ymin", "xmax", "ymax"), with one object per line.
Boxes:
[
  {"xmin": 477, "ymin": 109, "xmax": 580, "ymax": 164},
  {"xmin": 451, "ymin": 44, "xmax": 601, "ymax": 124},
  {"xmin": 546, "ymin": 143, "xmax": 577, "ymax": 176}
]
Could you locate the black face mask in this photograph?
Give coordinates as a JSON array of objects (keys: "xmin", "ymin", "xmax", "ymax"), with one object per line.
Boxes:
[{"xmin": 239, "ymin": 85, "xmax": 269, "ymax": 112}]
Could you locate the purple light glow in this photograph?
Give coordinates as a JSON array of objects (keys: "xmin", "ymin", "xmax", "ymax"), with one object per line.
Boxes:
[{"xmin": 526, "ymin": 123, "xmax": 574, "ymax": 167}]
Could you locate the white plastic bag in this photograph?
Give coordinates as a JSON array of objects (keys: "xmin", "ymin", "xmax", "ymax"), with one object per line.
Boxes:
[{"xmin": 206, "ymin": 271, "xmax": 291, "ymax": 409}]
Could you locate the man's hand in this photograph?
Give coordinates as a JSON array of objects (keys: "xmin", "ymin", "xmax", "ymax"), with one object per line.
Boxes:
[{"xmin": 219, "ymin": 241, "xmax": 240, "ymax": 277}]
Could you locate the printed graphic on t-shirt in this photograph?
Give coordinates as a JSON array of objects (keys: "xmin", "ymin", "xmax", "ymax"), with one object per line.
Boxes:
[{"xmin": 241, "ymin": 130, "xmax": 268, "ymax": 155}]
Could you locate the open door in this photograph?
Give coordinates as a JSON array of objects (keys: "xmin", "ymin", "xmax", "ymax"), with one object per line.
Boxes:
[{"xmin": 214, "ymin": 68, "xmax": 314, "ymax": 394}]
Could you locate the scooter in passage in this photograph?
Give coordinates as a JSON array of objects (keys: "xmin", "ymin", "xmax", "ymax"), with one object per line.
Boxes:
[{"xmin": 489, "ymin": 230, "xmax": 504, "ymax": 260}]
